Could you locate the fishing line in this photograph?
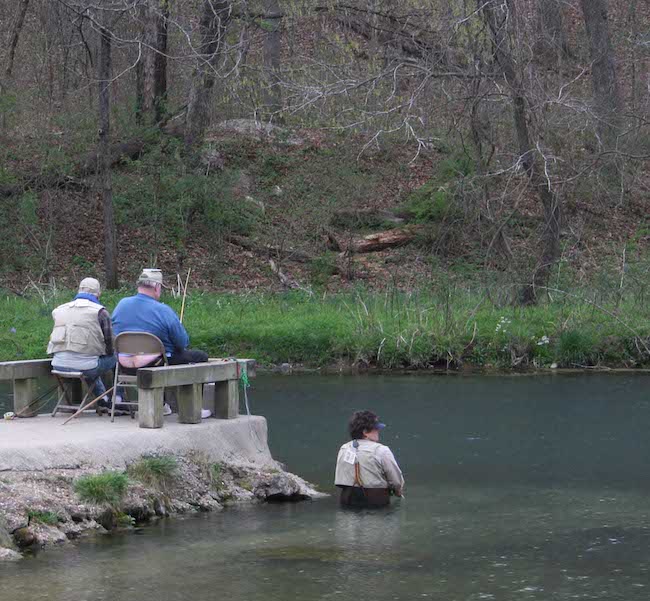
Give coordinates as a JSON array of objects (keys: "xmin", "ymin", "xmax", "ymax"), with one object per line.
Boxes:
[{"xmin": 240, "ymin": 370, "xmax": 266, "ymax": 453}]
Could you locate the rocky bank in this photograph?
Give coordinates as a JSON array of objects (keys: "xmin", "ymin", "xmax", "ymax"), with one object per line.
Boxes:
[{"xmin": 0, "ymin": 452, "xmax": 322, "ymax": 560}]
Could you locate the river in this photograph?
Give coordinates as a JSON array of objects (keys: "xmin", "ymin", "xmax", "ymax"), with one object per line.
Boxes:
[{"xmin": 1, "ymin": 372, "xmax": 650, "ymax": 600}]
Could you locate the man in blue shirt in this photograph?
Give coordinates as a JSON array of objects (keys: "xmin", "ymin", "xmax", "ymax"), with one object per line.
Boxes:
[
  {"xmin": 112, "ymin": 269, "xmax": 208, "ymax": 364},
  {"xmin": 112, "ymin": 269, "xmax": 210, "ymax": 416}
]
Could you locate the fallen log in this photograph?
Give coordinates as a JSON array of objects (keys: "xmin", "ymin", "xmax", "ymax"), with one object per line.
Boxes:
[
  {"xmin": 331, "ymin": 226, "xmax": 422, "ymax": 254},
  {"xmin": 226, "ymin": 234, "xmax": 312, "ymax": 263}
]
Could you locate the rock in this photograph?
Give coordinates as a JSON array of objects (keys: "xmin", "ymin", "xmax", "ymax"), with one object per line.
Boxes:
[
  {"xmin": 98, "ymin": 508, "xmax": 116, "ymax": 531},
  {"xmin": 243, "ymin": 195, "xmax": 265, "ymax": 214},
  {"xmin": 4, "ymin": 512, "xmax": 28, "ymax": 533},
  {"xmin": 252, "ymin": 472, "xmax": 320, "ymax": 503},
  {"xmin": 195, "ymin": 495, "xmax": 222, "ymax": 512},
  {"xmin": 210, "ymin": 119, "xmax": 304, "ymax": 145},
  {"xmin": 550, "ymin": 363, "xmax": 558, "ymax": 369},
  {"xmin": 168, "ymin": 501, "xmax": 193, "ymax": 514},
  {"xmin": 13, "ymin": 527, "xmax": 36, "ymax": 549},
  {"xmin": 0, "ymin": 548, "xmax": 22, "ymax": 562},
  {"xmin": 60, "ymin": 521, "xmax": 84, "ymax": 540},
  {"xmin": 271, "ymin": 185, "xmax": 283, "ymax": 197},
  {"xmin": 0, "ymin": 516, "xmax": 16, "ymax": 551},
  {"xmin": 279, "ymin": 363, "xmax": 291, "ymax": 374},
  {"xmin": 214, "ymin": 119, "xmax": 276, "ymax": 139},
  {"xmin": 69, "ymin": 511, "xmax": 88, "ymax": 523},
  {"xmin": 153, "ymin": 497, "xmax": 167, "ymax": 517},
  {"xmin": 31, "ymin": 524, "xmax": 67, "ymax": 546},
  {"xmin": 200, "ymin": 147, "xmax": 225, "ymax": 171}
]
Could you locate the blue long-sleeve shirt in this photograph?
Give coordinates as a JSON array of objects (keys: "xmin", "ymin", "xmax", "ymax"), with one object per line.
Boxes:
[{"xmin": 111, "ymin": 293, "xmax": 189, "ymax": 356}]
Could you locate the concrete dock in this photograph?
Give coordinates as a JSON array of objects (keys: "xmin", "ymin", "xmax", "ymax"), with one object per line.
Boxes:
[{"xmin": 0, "ymin": 414, "xmax": 275, "ymax": 472}]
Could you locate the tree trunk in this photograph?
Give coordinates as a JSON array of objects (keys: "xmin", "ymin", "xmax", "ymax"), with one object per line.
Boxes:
[
  {"xmin": 578, "ymin": 0, "xmax": 621, "ymax": 147},
  {"xmin": 184, "ymin": 0, "xmax": 232, "ymax": 155},
  {"xmin": 2, "ymin": 0, "xmax": 30, "ymax": 131},
  {"xmin": 482, "ymin": 0, "xmax": 561, "ymax": 305},
  {"xmin": 5, "ymin": 0, "xmax": 31, "ymax": 78},
  {"xmin": 536, "ymin": 0, "xmax": 570, "ymax": 63},
  {"xmin": 153, "ymin": 0, "xmax": 170, "ymax": 124},
  {"xmin": 98, "ymin": 25, "xmax": 118, "ymax": 289},
  {"xmin": 262, "ymin": 0, "xmax": 283, "ymax": 120},
  {"xmin": 137, "ymin": 0, "xmax": 170, "ymax": 126}
]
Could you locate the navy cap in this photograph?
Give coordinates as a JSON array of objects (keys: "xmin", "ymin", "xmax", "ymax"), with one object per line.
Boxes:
[{"xmin": 375, "ymin": 421, "xmax": 386, "ymax": 430}]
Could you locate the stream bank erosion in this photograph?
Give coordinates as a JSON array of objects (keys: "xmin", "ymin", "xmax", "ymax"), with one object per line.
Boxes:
[{"xmin": 0, "ymin": 415, "xmax": 323, "ymax": 561}]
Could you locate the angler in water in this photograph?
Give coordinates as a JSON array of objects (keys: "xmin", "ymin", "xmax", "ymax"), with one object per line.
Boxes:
[{"xmin": 334, "ymin": 410, "xmax": 404, "ymax": 508}]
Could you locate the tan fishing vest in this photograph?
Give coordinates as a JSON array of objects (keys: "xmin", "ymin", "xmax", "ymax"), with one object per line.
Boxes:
[{"xmin": 46, "ymin": 299, "xmax": 106, "ymax": 356}]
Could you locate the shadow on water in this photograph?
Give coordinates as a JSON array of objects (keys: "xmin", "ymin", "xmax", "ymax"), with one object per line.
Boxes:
[{"xmin": 1, "ymin": 372, "xmax": 650, "ymax": 601}]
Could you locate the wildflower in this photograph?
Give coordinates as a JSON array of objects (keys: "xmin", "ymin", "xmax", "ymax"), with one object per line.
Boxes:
[
  {"xmin": 537, "ymin": 335, "xmax": 550, "ymax": 346},
  {"xmin": 495, "ymin": 316, "xmax": 511, "ymax": 333}
]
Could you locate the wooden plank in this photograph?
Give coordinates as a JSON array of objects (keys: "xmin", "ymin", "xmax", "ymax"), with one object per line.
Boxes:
[
  {"xmin": 137, "ymin": 360, "xmax": 240, "ymax": 389},
  {"xmin": 138, "ymin": 387, "xmax": 163, "ymax": 428},
  {"xmin": 13, "ymin": 378, "xmax": 37, "ymax": 417},
  {"xmin": 239, "ymin": 359, "xmax": 256, "ymax": 378},
  {"xmin": 0, "ymin": 359, "xmax": 52, "ymax": 381},
  {"xmin": 177, "ymin": 383, "xmax": 202, "ymax": 424}
]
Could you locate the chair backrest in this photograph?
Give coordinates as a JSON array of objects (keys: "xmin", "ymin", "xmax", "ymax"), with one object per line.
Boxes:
[{"xmin": 115, "ymin": 331, "xmax": 167, "ymax": 368}]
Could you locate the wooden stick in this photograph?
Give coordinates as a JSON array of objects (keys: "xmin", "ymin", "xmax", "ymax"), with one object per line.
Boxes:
[
  {"xmin": 179, "ymin": 268, "xmax": 191, "ymax": 323},
  {"xmin": 62, "ymin": 386, "xmax": 115, "ymax": 425}
]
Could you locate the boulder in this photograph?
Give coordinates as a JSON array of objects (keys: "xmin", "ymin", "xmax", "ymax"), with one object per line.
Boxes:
[
  {"xmin": 252, "ymin": 472, "xmax": 322, "ymax": 502},
  {"xmin": 0, "ymin": 516, "xmax": 16, "ymax": 551},
  {"xmin": 0, "ymin": 548, "xmax": 22, "ymax": 562},
  {"xmin": 13, "ymin": 527, "xmax": 36, "ymax": 549}
]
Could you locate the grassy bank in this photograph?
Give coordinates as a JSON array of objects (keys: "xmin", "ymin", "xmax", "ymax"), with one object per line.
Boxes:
[{"xmin": 0, "ymin": 287, "xmax": 648, "ymax": 369}]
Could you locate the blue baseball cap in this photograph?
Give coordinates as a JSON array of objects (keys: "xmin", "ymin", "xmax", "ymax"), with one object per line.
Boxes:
[{"xmin": 375, "ymin": 421, "xmax": 386, "ymax": 430}]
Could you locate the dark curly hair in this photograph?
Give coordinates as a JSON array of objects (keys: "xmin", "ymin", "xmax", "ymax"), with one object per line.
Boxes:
[{"xmin": 348, "ymin": 410, "xmax": 381, "ymax": 440}]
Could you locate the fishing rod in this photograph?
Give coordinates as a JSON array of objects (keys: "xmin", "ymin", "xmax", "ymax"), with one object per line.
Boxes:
[{"xmin": 179, "ymin": 268, "xmax": 191, "ymax": 324}]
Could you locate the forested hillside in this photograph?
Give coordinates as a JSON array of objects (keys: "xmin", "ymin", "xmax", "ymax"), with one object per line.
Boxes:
[{"xmin": 1, "ymin": 0, "xmax": 648, "ymax": 305}]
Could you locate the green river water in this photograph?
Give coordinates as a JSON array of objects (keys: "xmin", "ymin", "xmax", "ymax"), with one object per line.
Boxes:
[{"xmin": 1, "ymin": 372, "xmax": 650, "ymax": 600}]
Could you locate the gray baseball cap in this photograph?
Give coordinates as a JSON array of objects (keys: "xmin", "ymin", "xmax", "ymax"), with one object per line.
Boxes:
[
  {"xmin": 78, "ymin": 277, "xmax": 101, "ymax": 296},
  {"xmin": 137, "ymin": 268, "xmax": 164, "ymax": 286}
]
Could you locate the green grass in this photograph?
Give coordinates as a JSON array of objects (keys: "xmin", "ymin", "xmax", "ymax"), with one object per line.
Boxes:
[
  {"xmin": 128, "ymin": 455, "xmax": 177, "ymax": 489},
  {"xmin": 0, "ymin": 285, "xmax": 648, "ymax": 369},
  {"xmin": 27, "ymin": 509, "xmax": 60, "ymax": 525},
  {"xmin": 74, "ymin": 471, "xmax": 129, "ymax": 507},
  {"xmin": 210, "ymin": 463, "xmax": 224, "ymax": 491}
]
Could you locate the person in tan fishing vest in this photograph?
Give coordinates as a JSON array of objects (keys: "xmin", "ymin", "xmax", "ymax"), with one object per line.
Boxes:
[
  {"xmin": 335, "ymin": 410, "xmax": 404, "ymax": 508},
  {"xmin": 47, "ymin": 277, "xmax": 116, "ymax": 408}
]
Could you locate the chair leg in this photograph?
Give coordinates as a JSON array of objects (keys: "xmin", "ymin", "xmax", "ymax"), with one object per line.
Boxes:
[
  {"xmin": 110, "ymin": 368, "xmax": 119, "ymax": 422},
  {"xmin": 51, "ymin": 376, "xmax": 66, "ymax": 417},
  {"xmin": 78, "ymin": 378, "xmax": 99, "ymax": 414}
]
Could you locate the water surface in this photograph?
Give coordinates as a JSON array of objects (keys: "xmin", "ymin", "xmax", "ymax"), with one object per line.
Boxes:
[{"xmin": 1, "ymin": 373, "xmax": 650, "ymax": 601}]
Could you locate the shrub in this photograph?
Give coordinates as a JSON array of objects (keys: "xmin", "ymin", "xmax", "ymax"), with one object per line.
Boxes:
[
  {"xmin": 128, "ymin": 455, "xmax": 177, "ymax": 489},
  {"xmin": 27, "ymin": 509, "xmax": 60, "ymax": 525},
  {"xmin": 74, "ymin": 471, "xmax": 129, "ymax": 507}
]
